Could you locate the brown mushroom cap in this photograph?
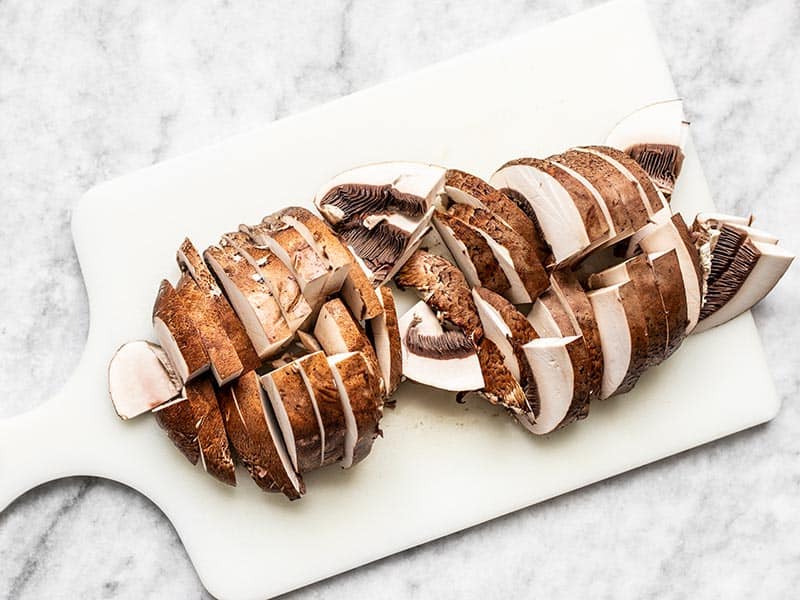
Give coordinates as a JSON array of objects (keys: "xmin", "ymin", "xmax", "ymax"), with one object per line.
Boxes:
[
  {"xmin": 369, "ymin": 286, "xmax": 403, "ymax": 396},
  {"xmin": 648, "ymin": 249, "xmax": 689, "ymax": 359},
  {"xmin": 152, "ymin": 395, "xmax": 200, "ymax": 465},
  {"xmin": 185, "ymin": 375, "xmax": 236, "ymax": 486}
]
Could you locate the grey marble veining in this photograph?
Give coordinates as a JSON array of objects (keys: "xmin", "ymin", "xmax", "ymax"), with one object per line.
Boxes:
[{"xmin": 1, "ymin": 0, "xmax": 799, "ymax": 598}]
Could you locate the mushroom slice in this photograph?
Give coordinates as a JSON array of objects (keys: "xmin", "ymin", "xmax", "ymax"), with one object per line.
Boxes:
[
  {"xmin": 694, "ymin": 239, "xmax": 794, "ymax": 333},
  {"xmin": 648, "ymin": 249, "xmax": 689, "ymax": 359},
  {"xmin": 109, "ymin": 340, "xmax": 182, "ymax": 419},
  {"xmin": 203, "ymin": 242, "xmax": 293, "ymax": 358},
  {"xmin": 471, "ymin": 288, "xmax": 519, "ymax": 380},
  {"xmin": 314, "ymin": 161, "xmax": 446, "ymax": 225},
  {"xmin": 550, "ymin": 149, "xmax": 649, "ymax": 233},
  {"xmin": 261, "ymin": 361, "xmax": 324, "ymax": 474},
  {"xmin": 398, "ymin": 301, "xmax": 484, "ymax": 392},
  {"xmin": 588, "ymin": 254, "xmax": 668, "ymax": 369},
  {"xmin": 296, "ymin": 351, "xmax": 347, "ymax": 468},
  {"xmin": 327, "ymin": 352, "xmax": 384, "ymax": 469},
  {"xmin": 432, "ymin": 210, "xmax": 510, "ymax": 295},
  {"xmin": 586, "ymin": 281, "xmax": 646, "ymax": 399},
  {"xmin": 336, "ymin": 206, "xmax": 436, "ymax": 285},
  {"xmin": 223, "ymin": 231, "xmax": 313, "ymax": 331},
  {"xmin": 314, "ymin": 298, "xmax": 382, "ymax": 390},
  {"xmin": 518, "ymin": 335, "xmax": 590, "ymax": 434},
  {"xmin": 152, "ymin": 279, "xmax": 210, "ymax": 383},
  {"xmin": 296, "ymin": 330, "xmax": 322, "ymax": 353},
  {"xmin": 443, "ymin": 169, "xmax": 549, "ymax": 263},
  {"xmin": 243, "ymin": 219, "xmax": 331, "ymax": 308},
  {"xmin": 218, "ymin": 371, "xmax": 305, "ymax": 499},
  {"xmin": 273, "ymin": 207, "xmax": 350, "ymax": 294},
  {"xmin": 186, "ymin": 376, "xmax": 236, "ymax": 486},
  {"xmin": 623, "ymin": 205, "xmax": 674, "ymax": 259},
  {"xmin": 176, "ymin": 238, "xmax": 261, "ymax": 372},
  {"xmin": 367, "ymin": 286, "xmax": 403, "ymax": 396},
  {"xmin": 175, "ymin": 273, "xmax": 244, "ymax": 386},
  {"xmin": 578, "ymin": 145, "xmax": 667, "ymax": 216},
  {"xmin": 475, "ymin": 337, "xmax": 528, "ymax": 414},
  {"xmin": 489, "ymin": 158, "xmax": 600, "ymax": 263},
  {"xmin": 605, "ymin": 99, "xmax": 689, "ymax": 197},
  {"xmin": 638, "ymin": 214, "xmax": 703, "ymax": 332},
  {"xmin": 449, "ymin": 204, "xmax": 549, "ymax": 302},
  {"xmin": 152, "ymin": 396, "xmax": 200, "ymax": 465},
  {"xmin": 549, "ymin": 271, "xmax": 605, "ymax": 402},
  {"xmin": 395, "ymin": 249, "xmax": 483, "ymax": 341},
  {"xmin": 527, "ymin": 289, "xmax": 575, "ymax": 338}
]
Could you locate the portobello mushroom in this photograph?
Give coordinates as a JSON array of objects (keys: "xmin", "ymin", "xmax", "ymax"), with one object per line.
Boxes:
[
  {"xmin": 203, "ymin": 241, "xmax": 294, "ymax": 358},
  {"xmin": 223, "ymin": 231, "xmax": 313, "ymax": 331},
  {"xmin": 605, "ymin": 99, "xmax": 689, "ymax": 196},
  {"xmin": 490, "ymin": 157, "xmax": 610, "ymax": 263},
  {"xmin": 177, "ymin": 238, "xmax": 261, "ymax": 372},
  {"xmin": 218, "ymin": 370, "xmax": 305, "ymax": 499},
  {"xmin": 443, "ymin": 169, "xmax": 549, "ymax": 263},
  {"xmin": 152, "ymin": 396, "xmax": 200, "ymax": 465},
  {"xmin": 152, "ymin": 279, "xmax": 210, "ymax": 383},
  {"xmin": 296, "ymin": 351, "xmax": 347, "ymax": 467},
  {"xmin": 109, "ymin": 340, "xmax": 182, "ymax": 419},
  {"xmin": 648, "ymin": 249, "xmax": 689, "ymax": 359},
  {"xmin": 475, "ymin": 337, "xmax": 528, "ymax": 415},
  {"xmin": 637, "ymin": 214, "xmax": 703, "ymax": 332},
  {"xmin": 186, "ymin": 375, "xmax": 236, "ymax": 486},
  {"xmin": 367, "ymin": 286, "xmax": 403, "ymax": 396},
  {"xmin": 398, "ymin": 300, "xmax": 484, "ymax": 392},
  {"xmin": 261, "ymin": 361, "xmax": 324, "ymax": 474},
  {"xmin": 327, "ymin": 352, "xmax": 384, "ymax": 468}
]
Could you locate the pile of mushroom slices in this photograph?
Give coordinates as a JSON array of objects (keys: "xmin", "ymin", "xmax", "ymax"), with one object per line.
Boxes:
[
  {"xmin": 110, "ymin": 206, "xmax": 402, "ymax": 500},
  {"xmin": 107, "ymin": 99, "xmax": 794, "ymax": 500}
]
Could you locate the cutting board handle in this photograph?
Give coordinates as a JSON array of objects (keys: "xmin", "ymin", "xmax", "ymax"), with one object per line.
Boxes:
[{"xmin": 0, "ymin": 347, "xmax": 102, "ymax": 512}]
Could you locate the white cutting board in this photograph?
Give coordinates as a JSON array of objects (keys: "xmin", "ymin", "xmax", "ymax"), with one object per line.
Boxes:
[{"xmin": 0, "ymin": 2, "xmax": 780, "ymax": 598}]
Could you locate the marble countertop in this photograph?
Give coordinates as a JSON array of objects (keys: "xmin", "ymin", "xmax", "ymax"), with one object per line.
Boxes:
[{"xmin": 1, "ymin": 0, "xmax": 798, "ymax": 598}]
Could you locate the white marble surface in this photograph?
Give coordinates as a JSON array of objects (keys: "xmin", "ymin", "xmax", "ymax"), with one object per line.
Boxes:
[{"xmin": 0, "ymin": 0, "xmax": 798, "ymax": 598}]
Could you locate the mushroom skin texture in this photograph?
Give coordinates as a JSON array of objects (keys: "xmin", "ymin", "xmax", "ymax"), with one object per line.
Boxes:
[
  {"xmin": 261, "ymin": 361, "xmax": 324, "ymax": 474},
  {"xmin": 152, "ymin": 396, "xmax": 200, "ymax": 465},
  {"xmin": 109, "ymin": 340, "xmax": 182, "ymax": 420},
  {"xmin": 604, "ymin": 99, "xmax": 689, "ymax": 197},
  {"xmin": 443, "ymin": 169, "xmax": 549, "ymax": 263},
  {"xmin": 218, "ymin": 371, "xmax": 305, "ymax": 499},
  {"xmin": 152, "ymin": 279, "xmax": 210, "ymax": 383},
  {"xmin": 296, "ymin": 351, "xmax": 347, "ymax": 467},
  {"xmin": 648, "ymin": 249, "xmax": 689, "ymax": 360},
  {"xmin": 398, "ymin": 301, "xmax": 484, "ymax": 392},
  {"xmin": 203, "ymin": 241, "xmax": 294, "ymax": 359},
  {"xmin": 327, "ymin": 352, "xmax": 384, "ymax": 469},
  {"xmin": 367, "ymin": 286, "xmax": 403, "ymax": 397},
  {"xmin": 395, "ymin": 250, "xmax": 484, "ymax": 341},
  {"xmin": 475, "ymin": 337, "xmax": 529, "ymax": 415},
  {"xmin": 177, "ymin": 238, "xmax": 261, "ymax": 373},
  {"xmin": 186, "ymin": 375, "xmax": 237, "ymax": 486}
]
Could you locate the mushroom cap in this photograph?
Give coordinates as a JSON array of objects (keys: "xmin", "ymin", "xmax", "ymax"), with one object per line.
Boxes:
[
  {"xmin": 185, "ymin": 376, "xmax": 236, "ymax": 487},
  {"xmin": 369, "ymin": 286, "xmax": 403, "ymax": 396},
  {"xmin": 109, "ymin": 340, "xmax": 182, "ymax": 420}
]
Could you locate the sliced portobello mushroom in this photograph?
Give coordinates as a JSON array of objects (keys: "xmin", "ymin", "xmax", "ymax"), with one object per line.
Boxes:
[
  {"xmin": 475, "ymin": 337, "xmax": 528, "ymax": 415},
  {"xmin": 261, "ymin": 361, "xmax": 324, "ymax": 474},
  {"xmin": 550, "ymin": 149, "xmax": 649, "ymax": 233},
  {"xmin": 443, "ymin": 168, "xmax": 549, "ymax": 263},
  {"xmin": 186, "ymin": 375, "xmax": 236, "ymax": 486},
  {"xmin": 587, "ymin": 254, "xmax": 668, "ymax": 370},
  {"xmin": 432, "ymin": 210, "xmax": 511, "ymax": 295},
  {"xmin": 694, "ymin": 238, "xmax": 794, "ymax": 333},
  {"xmin": 398, "ymin": 300, "xmax": 484, "ymax": 392},
  {"xmin": 177, "ymin": 238, "xmax": 261, "ymax": 372},
  {"xmin": 489, "ymin": 158, "xmax": 601, "ymax": 264},
  {"xmin": 586, "ymin": 281, "xmax": 647, "ymax": 399},
  {"xmin": 175, "ymin": 272, "xmax": 244, "ymax": 386},
  {"xmin": 242, "ymin": 219, "xmax": 331, "ymax": 308},
  {"xmin": 578, "ymin": 145, "xmax": 666, "ymax": 217},
  {"xmin": 327, "ymin": 351, "xmax": 384, "ymax": 469},
  {"xmin": 152, "ymin": 279, "xmax": 210, "ymax": 383},
  {"xmin": 367, "ymin": 286, "xmax": 403, "ymax": 396},
  {"xmin": 605, "ymin": 99, "xmax": 689, "ymax": 196},
  {"xmin": 313, "ymin": 298, "xmax": 382, "ymax": 391},
  {"xmin": 203, "ymin": 241, "xmax": 294, "ymax": 359},
  {"xmin": 223, "ymin": 231, "xmax": 313, "ymax": 331},
  {"xmin": 518, "ymin": 335, "xmax": 590, "ymax": 434},
  {"xmin": 648, "ymin": 249, "xmax": 689, "ymax": 359},
  {"xmin": 152, "ymin": 395, "xmax": 200, "ymax": 465},
  {"xmin": 218, "ymin": 370, "xmax": 305, "ymax": 499},
  {"xmin": 109, "ymin": 340, "xmax": 182, "ymax": 419},
  {"xmin": 527, "ymin": 289, "xmax": 575, "ymax": 338},
  {"xmin": 637, "ymin": 214, "xmax": 703, "ymax": 332},
  {"xmin": 296, "ymin": 351, "xmax": 347, "ymax": 468},
  {"xmin": 471, "ymin": 288, "xmax": 520, "ymax": 380},
  {"xmin": 314, "ymin": 161, "xmax": 445, "ymax": 225},
  {"xmin": 448, "ymin": 203, "xmax": 548, "ymax": 303},
  {"xmin": 395, "ymin": 249, "xmax": 483, "ymax": 341}
]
